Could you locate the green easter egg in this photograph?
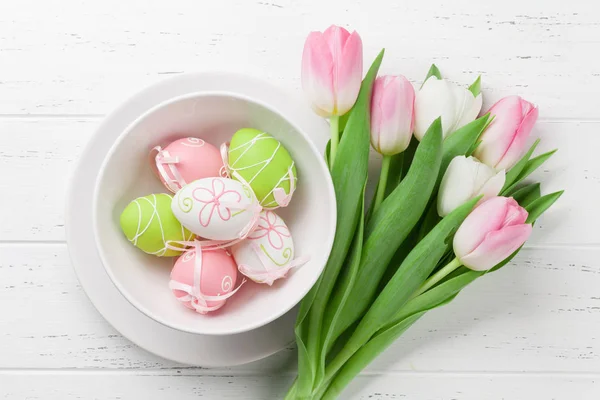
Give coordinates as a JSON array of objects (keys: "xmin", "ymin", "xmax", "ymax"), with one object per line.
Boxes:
[
  {"xmin": 120, "ymin": 193, "xmax": 194, "ymax": 257},
  {"xmin": 228, "ymin": 128, "xmax": 297, "ymax": 208}
]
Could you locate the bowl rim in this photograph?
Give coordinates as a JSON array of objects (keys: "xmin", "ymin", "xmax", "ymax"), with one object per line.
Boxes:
[{"xmin": 93, "ymin": 86, "xmax": 336, "ymax": 336}]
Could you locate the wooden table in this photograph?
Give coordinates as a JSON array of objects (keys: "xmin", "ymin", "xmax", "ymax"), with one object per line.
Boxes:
[{"xmin": 1, "ymin": 0, "xmax": 598, "ymax": 398}]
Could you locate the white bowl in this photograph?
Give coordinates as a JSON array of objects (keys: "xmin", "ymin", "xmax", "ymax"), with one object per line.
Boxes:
[{"xmin": 93, "ymin": 87, "xmax": 336, "ymax": 336}]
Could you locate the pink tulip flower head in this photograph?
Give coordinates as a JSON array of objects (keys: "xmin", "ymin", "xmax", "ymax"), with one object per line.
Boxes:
[
  {"xmin": 301, "ymin": 25, "xmax": 363, "ymax": 117},
  {"xmin": 370, "ymin": 75, "xmax": 415, "ymax": 155},
  {"xmin": 453, "ymin": 196, "xmax": 532, "ymax": 271},
  {"xmin": 474, "ymin": 96, "xmax": 539, "ymax": 170}
]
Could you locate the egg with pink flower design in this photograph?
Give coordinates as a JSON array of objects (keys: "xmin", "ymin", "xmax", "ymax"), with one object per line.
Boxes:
[
  {"xmin": 232, "ymin": 210, "xmax": 295, "ymax": 285},
  {"xmin": 171, "ymin": 177, "xmax": 260, "ymax": 241},
  {"xmin": 152, "ymin": 137, "xmax": 223, "ymax": 193}
]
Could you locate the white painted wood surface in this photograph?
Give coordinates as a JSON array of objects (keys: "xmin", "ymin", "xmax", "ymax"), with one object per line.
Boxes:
[{"xmin": 1, "ymin": 0, "xmax": 598, "ymax": 398}]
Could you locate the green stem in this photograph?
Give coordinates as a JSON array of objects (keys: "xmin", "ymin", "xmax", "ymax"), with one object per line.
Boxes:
[
  {"xmin": 318, "ymin": 258, "xmax": 457, "ymax": 392},
  {"xmin": 411, "ymin": 257, "xmax": 462, "ymax": 298},
  {"xmin": 284, "ymin": 379, "xmax": 297, "ymax": 400},
  {"xmin": 312, "ymin": 376, "xmax": 333, "ymax": 400},
  {"xmin": 373, "ymin": 155, "xmax": 392, "ymax": 214},
  {"xmin": 329, "ymin": 116, "xmax": 340, "ymax": 169},
  {"xmin": 322, "ymin": 346, "xmax": 354, "ymax": 391}
]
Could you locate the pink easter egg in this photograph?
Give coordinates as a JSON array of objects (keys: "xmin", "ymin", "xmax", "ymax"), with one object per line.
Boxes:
[
  {"xmin": 170, "ymin": 248, "xmax": 238, "ymax": 313},
  {"xmin": 153, "ymin": 137, "xmax": 223, "ymax": 193}
]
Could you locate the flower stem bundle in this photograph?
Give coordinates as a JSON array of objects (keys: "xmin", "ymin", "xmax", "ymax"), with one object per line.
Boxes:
[{"xmin": 289, "ymin": 24, "xmax": 563, "ymax": 399}]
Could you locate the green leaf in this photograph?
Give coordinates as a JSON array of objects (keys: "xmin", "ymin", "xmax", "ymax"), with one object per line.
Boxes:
[
  {"xmin": 363, "ymin": 195, "xmax": 479, "ymax": 334},
  {"xmin": 389, "ymin": 269, "xmax": 483, "ymax": 328},
  {"xmin": 439, "ymin": 114, "xmax": 490, "ymax": 188},
  {"xmin": 321, "ymin": 313, "xmax": 423, "ymax": 400},
  {"xmin": 479, "ymin": 113, "xmax": 495, "ymax": 134},
  {"xmin": 502, "ymin": 139, "xmax": 540, "ymax": 190},
  {"xmin": 324, "ymin": 117, "xmax": 444, "ymax": 352},
  {"xmin": 525, "ymin": 190, "xmax": 564, "ymax": 224},
  {"xmin": 468, "ymin": 75, "xmax": 482, "ymax": 97},
  {"xmin": 323, "ymin": 196, "xmax": 479, "ymax": 386},
  {"xmin": 338, "ymin": 112, "xmax": 350, "ymax": 134},
  {"xmin": 466, "ymin": 140, "xmax": 481, "ymax": 157},
  {"xmin": 465, "ymin": 114, "xmax": 494, "ymax": 156},
  {"xmin": 422, "ymin": 64, "xmax": 442, "ymax": 88},
  {"xmin": 401, "ymin": 137, "xmax": 419, "ymax": 179},
  {"xmin": 417, "ymin": 200, "xmax": 441, "ymax": 241},
  {"xmin": 317, "ymin": 184, "xmax": 366, "ymax": 387},
  {"xmin": 501, "ymin": 141, "xmax": 553, "ymax": 195},
  {"xmin": 377, "ymin": 226, "xmax": 419, "ymax": 291},
  {"xmin": 321, "ymin": 268, "xmax": 483, "ymax": 399},
  {"xmin": 510, "ymin": 182, "xmax": 541, "ymax": 207},
  {"xmin": 294, "ymin": 49, "xmax": 385, "ymax": 398},
  {"xmin": 511, "ymin": 149, "xmax": 557, "ymax": 188},
  {"xmin": 291, "ymin": 268, "xmax": 318, "ymax": 398}
]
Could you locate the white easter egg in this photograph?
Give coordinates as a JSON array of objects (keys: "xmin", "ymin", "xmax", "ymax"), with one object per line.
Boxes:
[
  {"xmin": 172, "ymin": 177, "xmax": 258, "ymax": 240},
  {"xmin": 232, "ymin": 210, "xmax": 294, "ymax": 285}
]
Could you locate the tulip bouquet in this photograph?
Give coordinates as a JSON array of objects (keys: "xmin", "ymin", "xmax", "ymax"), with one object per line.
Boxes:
[{"xmin": 286, "ymin": 25, "xmax": 563, "ymax": 400}]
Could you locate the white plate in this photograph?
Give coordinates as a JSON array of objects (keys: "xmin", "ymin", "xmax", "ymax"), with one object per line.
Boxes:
[{"xmin": 65, "ymin": 72, "xmax": 329, "ymax": 366}]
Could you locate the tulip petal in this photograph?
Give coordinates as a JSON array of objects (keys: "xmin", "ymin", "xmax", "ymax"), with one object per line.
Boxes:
[
  {"xmin": 323, "ymin": 25, "xmax": 351, "ymax": 70},
  {"xmin": 437, "ymin": 156, "xmax": 500, "ymax": 217},
  {"xmin": 335, "ymin": 30, "xmax": 363, "ymax": 115},
  {"xmin": 414, "ymin": 77, "xmax": 455, "ymax": 140},
  {"xmin": 453, "ymin": 196, "xmax": 511, "ymax": 257},
  {"xmin": 470, "ymin": 158, "xmax": 497, "ymax": 191},
  {"xmin": 502, "ymin": 197, "xmax": 529, "ymax": 227},
  {"xmin": 437, "ymin": 156, "xmax": 480, "ymax": 217},
  {"xmin": 370, "ymin": 76, "xmax": 387, "ymax": 151},
  {"xmin": 461, "ymin": 224, "xmax": 532, "ymax": 271},
  {"xmin": 496, "ymin": 104, "xmax": 539, "ymax": 170},
  {"xmin": 373, "ymin": 76, "xmax": 415, "ymax": 155},
  {"xmin": 323, "ymin": 25, "xmax": 350, "ymax": 112},
  {"xmin": 301, "ymin": 32, "xmax": 335, "ymax": 116},
  {"xmin": 476, "ymin": 169, "xmax": 506, "ymax": 203},
  {"xmin": 474, "ymin": 96, "xmax": 523, "ymax": 168},
  {"xmin": 453, "ymin": 91, "xmax": 483, "ymax": 133}
]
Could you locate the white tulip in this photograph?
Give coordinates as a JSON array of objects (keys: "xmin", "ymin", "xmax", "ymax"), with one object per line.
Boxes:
[
  {"xmin": 414, "ymin": 76, "xmax": 483, "ymax": 140},
  {"xmin": 437, "ymin": 156, "xmax": 506, "ymax": 217}
]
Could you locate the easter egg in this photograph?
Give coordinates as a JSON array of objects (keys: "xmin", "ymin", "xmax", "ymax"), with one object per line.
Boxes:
[
  {"xmin": 170, "ymin": 248, "xmax": 238, "ymax": 314},
  {"xmin": 171, "ymin": 177, "xmax": 260, "ymax": 240},
  {"xmin": 227, "ymin": 128, "xmax": 297, "ymax": 209},
  {"xmin": 120, "ymin": 193, "xmax": 194, "ymax": 257},
  {"xmin": 152, "ymin": 137, "xmax": 223, "ymax": 193},
  {"xmin": 232, "ymin": 210, "xmax": 295, "ymax": 285}
]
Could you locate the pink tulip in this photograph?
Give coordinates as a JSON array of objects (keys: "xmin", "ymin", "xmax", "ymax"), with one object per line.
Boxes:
[
  {"xmin": 474, "ymin": 96, "xmax": 539, "ymax": 170},
  {"xmin": 453, "ymin": 197, "xmax": 532, "ymax": 271},
  {"xmin": 370, "ymin": 75, "xmax": 415, "ymax": 155},
  {"xmin": 301, "ymin": 25, "xmax": 363, "ymax": 117}
]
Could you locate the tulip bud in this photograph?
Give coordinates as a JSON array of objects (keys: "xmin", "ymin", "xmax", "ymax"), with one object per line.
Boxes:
[
  {"xmin": 474, "ymin": 96, "xmax": 539, "ymax": 170},
  {"xmin": 370, "ymin": 75, "xmax": 415, "ymax": 155},
  {"xmin": 437, "ymin": 156, "xmax": 505, "ymax": 217},
  {"xmin": 414, "ymin": 76, "xmax": 483, "ymax": 140},
  {"xmin": 301, "ymin": 25, "xmax": 363, "ymax": 117},
  {"xmin": 453, "ymin": 197, "xmax": 532, "ymax": 271}
]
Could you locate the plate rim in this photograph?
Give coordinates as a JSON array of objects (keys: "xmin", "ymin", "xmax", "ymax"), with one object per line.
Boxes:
[{"xmin": 65, "ymin": 71, "xmax": 330, "ymax": 366}]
